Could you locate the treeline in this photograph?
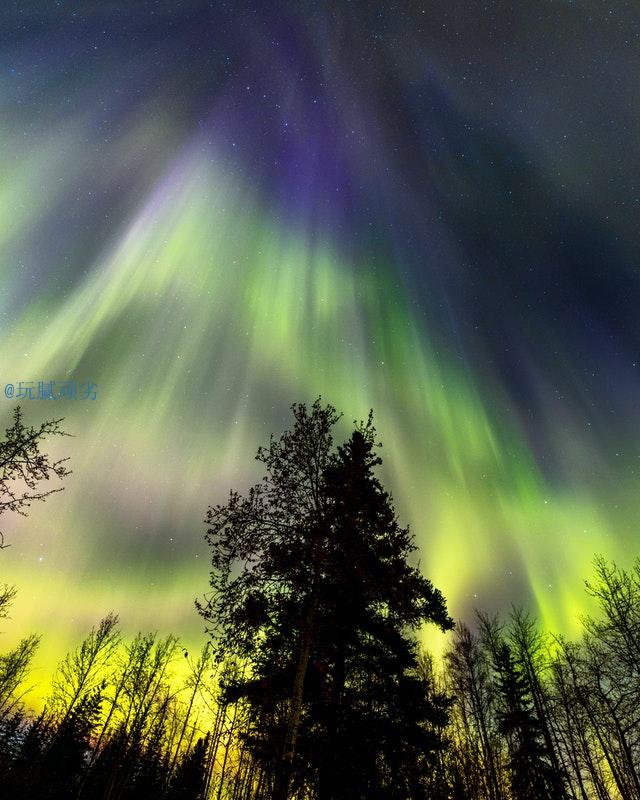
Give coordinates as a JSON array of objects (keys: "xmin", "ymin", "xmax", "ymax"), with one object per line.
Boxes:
[
  {"xmin": 0, "ymin": 604, "xmax": 217, "ymax": 799},
  {"xmin": 443, "ymin": 555, "xmax": 640, "ymax": 800},
  {"xmin": 0, "ymin": 556, "xmax": 639, "ymax": 799},
  {"xmin": 2, "ymin": 401, "xmax": 640, "ymax": 799}
]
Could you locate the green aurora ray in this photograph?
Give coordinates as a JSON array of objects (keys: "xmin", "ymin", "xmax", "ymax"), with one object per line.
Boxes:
[
  {"xmin": 1, "ymin": 3, "xmax": 639, "ymax": 703},
  {"xmin": 1, "ymin": 144, "xmax": 627, "ymax": 694}
]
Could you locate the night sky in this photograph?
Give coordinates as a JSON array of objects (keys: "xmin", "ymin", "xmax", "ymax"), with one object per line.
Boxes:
[{"xmin": 1, "ymin": 1, "xmax": 639, "ymax": 682}]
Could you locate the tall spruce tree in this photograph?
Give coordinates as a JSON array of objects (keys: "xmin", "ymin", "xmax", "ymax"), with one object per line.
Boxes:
[
  {"xmin": 197, "ymin": 400, "xmax": 453, "ymax": 799},
  {"xmin": 492, "ymin": 640, "xmax": 566, "ymax": 800}
]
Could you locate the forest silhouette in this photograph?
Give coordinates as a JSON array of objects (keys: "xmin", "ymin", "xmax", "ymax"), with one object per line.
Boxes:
[{"xmin": 0, "ymin": 401, "xmax": 638, "ymax": 799}]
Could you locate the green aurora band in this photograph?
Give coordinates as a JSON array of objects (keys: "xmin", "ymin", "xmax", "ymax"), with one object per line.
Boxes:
[{"xmin": 1, "ymin": 141, "xmax": 628, "ymax": 697}]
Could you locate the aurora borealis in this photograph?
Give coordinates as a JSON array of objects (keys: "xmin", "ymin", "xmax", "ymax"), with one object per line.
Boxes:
[{"xmin": 1, "ymin": 2, "xmax": 640, "ymax": 690}]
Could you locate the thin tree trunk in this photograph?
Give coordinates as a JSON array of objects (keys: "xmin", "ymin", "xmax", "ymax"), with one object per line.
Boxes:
[
  {"xmin": 272, "ymin": 560, "xmax": 321, "ymax": 800},
  {"xmin": 216, "ymin": 699, "xmax": 240, "ymax": 800},
  {"xmin": 204, "ymin": 698, "xmax": 227, "ymax": 798}
]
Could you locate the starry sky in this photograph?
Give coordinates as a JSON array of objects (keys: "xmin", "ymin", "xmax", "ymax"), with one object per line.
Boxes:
[{"xmin": 1, "ymin": 1, "xmax": 640, "ymax": 683}]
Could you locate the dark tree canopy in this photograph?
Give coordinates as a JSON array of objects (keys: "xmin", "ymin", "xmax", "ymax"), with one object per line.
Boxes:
[
  {"xmin": 198, "ymin": 400, "xmax": 341, "ymax": 663},
  {"xmin": 198, "ymin": 399, "xmax": 453, "ymax": 799}
]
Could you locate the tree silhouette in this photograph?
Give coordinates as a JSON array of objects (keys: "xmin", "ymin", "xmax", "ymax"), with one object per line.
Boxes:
[
  {"xmin": 480, "ymin": 615, "xmax": 566, "ymax": 800},
  {"xmin": 0, "ymin": 406, "xmax": 71, "ymax": 548},
  {"xmin": 309, "ymin": 420, "xmax": 453, "ymax": 800},
  {"xmin": 197, "ymin": 399, "xmax": 341, "ymax": 798},
  {"xmin": 0, "ymin": 633, "xmax": 40, "ymax": 721},
  {"xmin": 39, "ymin": 687, "xmax": 104, "ymax": 800},
  {"xmin": 1, "ymin": 546, "xmax": 640, "ymax": 797},
  {"xmin": 167, "ymin": 734, "xmax": 209, "ymax": 800},
  {"xmin": 198, "ymin": 400, "xmax": 453, "ymax": 799}
]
